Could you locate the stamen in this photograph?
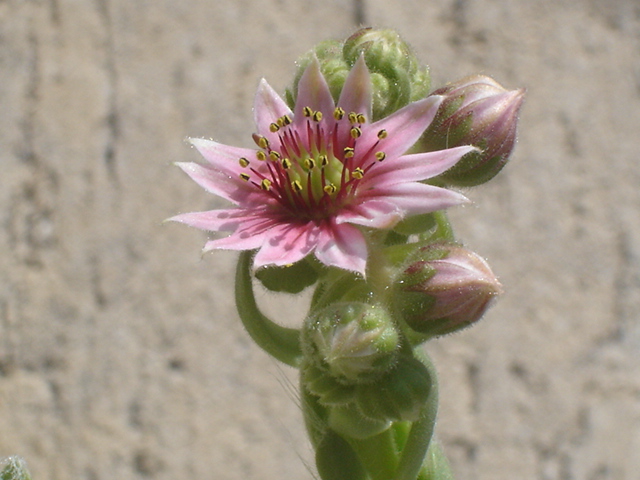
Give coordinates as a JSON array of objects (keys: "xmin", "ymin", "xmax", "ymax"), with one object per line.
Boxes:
[
  {"xmin": 269, "ymin": 123, "xmax": 280, "ymax": 133},
  {"xmin": 261, "ymin": 179, "xmax": 272, "ymax": 191},
  {"xmin": 282, "ymin": 158, "xmax": 292, "ymax": 170},
  {"xmin": 334, "ymin": 107, "xmax": 345, "ymax": 120},
  {"xmin": 350, "ymin": 127, "xmax": 362, "ymax": 139},
  {"xmin": 324, "ymin": 184, "xmax": 337, "ymax": 194},
  {"xmin": 344, "ymin": 147, "xmax": 355, "ymax": 159},
  {"xmin": 348, "ymin": 112, "xmax": 358, "ymax": 124},
  {"xmin": 375, "ymin": 151, "xmax": 386, "ymax": 162},
  {"xmin": 305, "ymin": 158, "xmax": 316, "ymax": 170},
  {"xmin": 282, "ymin": 114, "xmax": 292, "ymax": 126},
  {"xmin": 303, "ymin": 106, "xmax": 313, "ymax": 117},
  {"xmin": 356, "ymin": 113, "xmax": 366, "ymax": 124},
  {"xmin": 352, "ymin": 167, "xmax": 364, "ymax": 179},
  {"xmin": 319, "ymin": 154, "xmax": 329, "ymax": 167},
  {"xmin": 253, "ymin": 134, "xmax": 270, "ymax": 149},
  {"xmin": 238, "ymin": 157, "xmax": 250, "ymax": 168},
  {"xmin": 256, "ymin": 151, "xmax": 266, "ymax": 161},
  {"xmin": 312, "ymin": 111, "xmax": 323, "ymax": 122},
  {"xmin": 240, "ymin": 173, "xmax": 251, "ymax": 181},
  {"xmin": 377, "ymin": 129, "xmax": 388, "ymax": 139},
  {"xmin": 269, "ymin": 151, "xmax": 281, "ymax": 161},
  {"xmin": 291, "ymin": 180, "xmax": 303, "ymax": 192}
]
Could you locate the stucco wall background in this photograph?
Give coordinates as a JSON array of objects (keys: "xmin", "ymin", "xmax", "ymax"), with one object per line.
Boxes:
[{"xmin": 1, "ymin": 1, "xmax": 639, "ymax": 479}]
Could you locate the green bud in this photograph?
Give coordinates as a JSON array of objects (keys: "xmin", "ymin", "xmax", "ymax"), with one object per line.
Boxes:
[
  {"xmin": 1, "ymin": 458, "xmax": 31, "ymax": 480},
  {"xmin": 286, "ymin": 28, "xmax": 431, "ymax": 120},
  {"xmin": 420, "ymin": 75, "xmax": 525, "ymax": 186},
  {"xmin": 395, "ymin": 243, "xmax": 502, "ymax": 339},
  {"xmin": 302, "ymin": 302, "xmax": 400, "ymax": 385}
]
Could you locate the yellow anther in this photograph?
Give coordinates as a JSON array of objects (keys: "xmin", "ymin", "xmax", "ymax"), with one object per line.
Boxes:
[
  {"xmin": 319, "ymin": 155, "xmax": 329, "ymax": 167},
  {"xmin": 240, "ymin": 172, "xmax": 251, "ymax": 181},
  {"xmin": 303, "ymin": 106, "xmax": 313, "ymax": 117},
  {"xmin": 313, "ymin": 111, "xmax": 323, "ymax": 122},
  {"xmin": 261, "ymin": 179, "xmax": 272, "ymax": 191},
  {"xmin": 305, "ymin": 158, "xmax": 316, "ymax": 170},
  {"xmin": 282, "ymin": 158, "xmax": 292, "ymax": 170},
  {"xmin": 258, "ymin": 136, "xmax": 269, "ymax": 149},
  {"xmin": 323, "ymin": 184, "xmax": 337, "ymax": 194},
  {"xmin": 344, "ymin": 147, "xmax": 355, "ymax": 159},
  {"xmin": 238, "ymin": 157, "xmax": 250, "ymax": 168},
  {"xmin": 269, "ymin": 123, "xmax": 280, "ymax": 133},
  {"xmin": 377, "ymin": 129, "xmax": 388, "ymax": 139},
  {"xmin": 269, "ymin": 151, "xmax": 281, "ymax": 161},
  {"xmin": 277, "ymin": 117, "xmax": 285, "ymax": 127},
  {"xmin": 334, "ymin": 107, "xmax": 345, "ymax": 120},
  {"xmin": 356, "ymin": 113, "xmax": 366, "ymax": 124},
  {"xmin": 375, "ymin": 151, "xmax": 386, "ymax": 162},
  {"xmin": 256, "ymin": 151, "xmax": 267, "ymax": 161},
  {"xmin": 348, "ymin": 112, "xmax": 358, "ymax": 124},
  {"xmin": 291, "ymin": 180, "xmax": 303, "ymax": 192},
  {"xmin": 350, "ymin": 127, "xmax": 362, "ymax": 139},
  {"xmin": 351, "ymin": 168, "xmax": 364, "ymax": 179},
  {"xmin": 282, "ymin": 114, "xmax": 292, "ymax": 126}
]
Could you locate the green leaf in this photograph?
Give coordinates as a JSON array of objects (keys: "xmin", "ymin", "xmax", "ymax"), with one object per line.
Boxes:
[{"xmin": 255, "ymin": 257, "xmax": 319, "ymax": 294}]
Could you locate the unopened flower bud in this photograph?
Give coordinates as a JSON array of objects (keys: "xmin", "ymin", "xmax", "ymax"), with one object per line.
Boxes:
[
  {"xmin": 302, "ymin": 302, "xmax": 400, "ymax": 384},
  {"xmin": 1, "ymin": 457, "xmax": 32, "ymax": 480},
  {"xmin": 420, "ymin": 75, "xmax": 525, "ymax": 186},
  {"xmin": 395, "ymin": 244, "xmax": 502, "ymax": 338},
  {"xmin": 286, "ymin": 28, "xmax": 430, "ymax": 120}
]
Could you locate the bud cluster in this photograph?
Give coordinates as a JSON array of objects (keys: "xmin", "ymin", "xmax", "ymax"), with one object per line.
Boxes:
[{"xmin": 286, "ymin": 28, "xmax": 431, "ymax": 121}]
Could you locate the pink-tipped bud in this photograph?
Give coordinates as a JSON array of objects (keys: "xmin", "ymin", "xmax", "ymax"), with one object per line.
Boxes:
[
  {"xmin": 395, "ymin": 244, "xmax": 503, "ymax": 338},
  {"xmin": 420, "ymin": 75, "xmax": 525, "ymax": 186}
]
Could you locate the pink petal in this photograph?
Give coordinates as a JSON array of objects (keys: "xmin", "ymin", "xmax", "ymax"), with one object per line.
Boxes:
[
  {"xmin": 356, "ymin": 96, "xmax": 444, "ymax": 163},
  {"xmin": 336, "ymin": 200, "xmax": 403, "ymax": 229},
  {"xmin": 189, "ymin": 137, "xmax": 257, "ymax": 176},
  {"xmin": 204, "ymin": 230, "xmax": 265, "ymax": 252},
  {"xmin": 168, "ymin": 208, "xmax": 248, "ymax": 231},
  {"xmin": 368, "ymin": 182, "xmax": 469, "ymax": 215},
  {"xmin": 362, "ymin": 145, "xmax": 478, "ymax": 187},
  {"xmin": 315, "ymin": 222, "xmax": 368, "ymax": 275},
  {"xmin": 253, "ymin": 222, "xmax": 319, "ymax": 267},
  {"xmin": 176, "ymin": 162, "xmax": 254, "ymax": 205},
  {"xmin": 338, "ymin": 55, "xmax": 372, "ymax": 121},
  {"xmin": 254, "ymin": 79, "xmax": 293, "ymax": 145},
  {"xmin": 294, "ymin": 58, "xmax": 336, "ymax": 125}
]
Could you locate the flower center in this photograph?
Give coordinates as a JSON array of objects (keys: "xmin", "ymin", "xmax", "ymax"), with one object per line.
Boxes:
[{"xmin": 237, "ymin": 106, "xmax": 388, "ymax": 221}]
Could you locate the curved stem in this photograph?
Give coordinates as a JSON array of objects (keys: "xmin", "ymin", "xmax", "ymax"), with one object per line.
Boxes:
[
  {"xmin": 235, "ymin": 251, "xmax": 303, "ymax": 367},
  {"xmin": 394, "ymin": 350, "xmax": 440, "ymax": 480}
]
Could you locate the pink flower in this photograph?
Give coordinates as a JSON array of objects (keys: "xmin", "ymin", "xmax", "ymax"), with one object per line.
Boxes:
[{"xmin": 171, "ymin": 57, "xmax": 474, "ymax": 275}]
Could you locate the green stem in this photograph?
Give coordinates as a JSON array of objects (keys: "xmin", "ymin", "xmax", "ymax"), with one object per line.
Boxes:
[
  {"xmin": 348, "ymin": 428, "xmax": 399, "ymax": 480},
  {"xmin": 394, "ymin": 350, "xmax": 440, "ymax": 480},
  {"xmin": 235, "ymin": 251, "xmax": 303, "ymax": 367}
]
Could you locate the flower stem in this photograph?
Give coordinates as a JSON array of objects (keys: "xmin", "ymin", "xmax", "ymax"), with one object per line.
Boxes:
[
  {"xmin": 348, "ymin": 428, "xmax": 399, "ymax": 480},
  {"xmin": 235, "ymin": 251, "xmax": 303, "ymax": 367},
  {"xmin": 394, "ymin": 350, "xmax": 440, "ymax": 480}
]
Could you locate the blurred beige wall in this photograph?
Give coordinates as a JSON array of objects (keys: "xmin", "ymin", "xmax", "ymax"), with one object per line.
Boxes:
[{"xmin": 1, "ymin": 1, "xmax": 639, "ymax": 479}]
